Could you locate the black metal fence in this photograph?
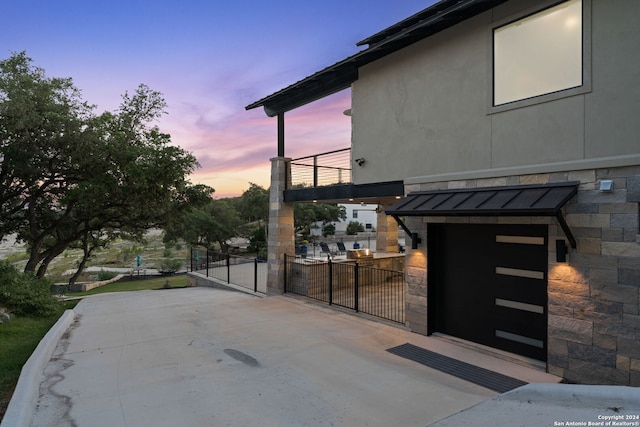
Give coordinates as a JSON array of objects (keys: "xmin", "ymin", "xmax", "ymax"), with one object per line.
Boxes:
[
  {"xmin": 190, "ymin": 248, "xmax": 267, "ymax": 294},
  {"xmin": 284, "ymin": 254, "xmax": 405, "ymax": 324}
]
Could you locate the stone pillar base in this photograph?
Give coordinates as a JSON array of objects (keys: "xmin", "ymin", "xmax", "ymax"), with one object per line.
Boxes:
[
  {"xmin": 266, "ymin": 157, "xmax": 295, "ymax": 295},
  {"xmin": 377, "ymin": 207, "xmax": 399, "ymax": 253}
]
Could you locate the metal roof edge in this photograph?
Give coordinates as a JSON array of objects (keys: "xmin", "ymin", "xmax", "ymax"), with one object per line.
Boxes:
[{"xmin": 245, "ymin": 0, "xmax": 509, "ymax": 115}]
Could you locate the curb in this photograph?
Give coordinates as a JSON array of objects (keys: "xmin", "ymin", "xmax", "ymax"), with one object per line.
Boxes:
[
  {"xmin": 1, "ymin": 309, "xmax": 75, "ymax": 427},
  {"xmin": 503, "ymin": 382, "xmax": 640, "ymax": 407},
  {"xmin": 427, "ymin": 382, "xmax": 640, "ymax": 427}
]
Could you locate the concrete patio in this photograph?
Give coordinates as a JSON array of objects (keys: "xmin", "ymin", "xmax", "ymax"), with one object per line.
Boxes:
[{"xmin": 4, "ymin": 286, "xmax": 638, "ymax": 427}]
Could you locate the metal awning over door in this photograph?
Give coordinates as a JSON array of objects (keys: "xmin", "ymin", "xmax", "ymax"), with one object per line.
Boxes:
[{"xmin": 386, "ymin": 182, "xmax": 579, "ymax": 248}]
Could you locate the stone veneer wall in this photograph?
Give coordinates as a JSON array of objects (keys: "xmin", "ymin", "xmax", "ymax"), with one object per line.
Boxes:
[
  {"xmin": 267, "ymin": 157, "xmax": 295, "ymax": 296},
  {"xmin": 376, "ymin": 210, "xmax": 400, "ymax": 253},
  {"xmin": 402, "ymin": 165, "xmax": 640, "ymax": 385}
]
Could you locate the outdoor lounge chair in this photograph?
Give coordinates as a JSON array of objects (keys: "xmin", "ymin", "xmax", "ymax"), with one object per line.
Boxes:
[
  {"xmin": 336, "ymin": 241, "xmax": 346, "ymax": 255},
  {"xmin": 319, "ymin": 242, "xmax": 334, "ymax": 256}
]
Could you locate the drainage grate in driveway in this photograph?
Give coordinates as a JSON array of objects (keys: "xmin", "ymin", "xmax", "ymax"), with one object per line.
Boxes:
[{"xmin": 387, "ymin": 343, "xmax": 527, "ymax": 393}]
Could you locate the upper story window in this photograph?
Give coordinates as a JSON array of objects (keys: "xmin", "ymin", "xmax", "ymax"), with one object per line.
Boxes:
[{"xmin": 493, "ymin": 0, "xmax": 584, "ymax": 107}]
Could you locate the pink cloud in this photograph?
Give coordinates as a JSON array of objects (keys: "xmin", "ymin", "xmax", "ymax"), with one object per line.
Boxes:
[{"xmin": 163, "ymin": 88, "xmax": 352, "ymax": 197}]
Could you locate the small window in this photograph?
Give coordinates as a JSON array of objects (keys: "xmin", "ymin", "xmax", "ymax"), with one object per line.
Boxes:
[
  {"xmin": 353, "ymin": 210, "xmax": 358, "ymax": 219},
  {"xmin": 493, "ymin": 0, "xmax": 583, "ymax": 106}
]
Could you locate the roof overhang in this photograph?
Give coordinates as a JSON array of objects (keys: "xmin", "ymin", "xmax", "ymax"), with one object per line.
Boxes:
[
  {"xmin": 386, "ymin": 182, "xmax": 579, "ymax": 248},
  {"xmin": 245, "ymin": 0, "xmax": 509, "ymax": 117}
]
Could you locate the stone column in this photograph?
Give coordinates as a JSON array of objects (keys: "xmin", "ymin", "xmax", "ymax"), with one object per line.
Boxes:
[
  {"xmin": 267, "ymin": 157, "xmax": 295, "ymax": 295},
  {"xmin": 404, "ymin": 216, "xmax": 428, "ymax": 335},
  {"xmin": 376, "ymin": 207, "xmax": 399, "ymax": 253}
]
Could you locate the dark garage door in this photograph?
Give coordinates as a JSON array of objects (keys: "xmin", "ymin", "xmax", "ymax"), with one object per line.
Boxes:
[{"xmin": 428, "ymin": 223, "xmax": 548, "ymax": 361}]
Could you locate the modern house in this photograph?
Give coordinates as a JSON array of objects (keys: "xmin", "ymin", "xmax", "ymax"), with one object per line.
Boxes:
[{"xmin": 246, "ymin": 0, "xmax": 640, "ymax": 386}]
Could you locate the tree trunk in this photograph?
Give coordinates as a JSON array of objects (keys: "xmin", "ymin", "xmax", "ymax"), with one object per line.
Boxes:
[
  {"xmin": 36, "ymin": 256, "xmax": 53, "ymax": 278},
  {"xmin": 68, "ymin": 255, "xmax": 89, "ymax": 287},
  {"xmin": 68, "ymin": 234, "xmax": 93, "ymax": 287},
  {"xmin": 24, "ymin": 248, "xmax": 43, "ymax": 274},
  {"xmin": 36, "ymin": 250, "xmax": 63, "ymax": 278},
  {"xmin": 34, "ymin": 244, "xmax": 67, "ymax": 278}
]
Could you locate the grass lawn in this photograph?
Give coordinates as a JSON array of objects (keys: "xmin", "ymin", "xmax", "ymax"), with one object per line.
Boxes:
[
  {"xmin": 0, "ymin": 300, "xmax": 78, "ymax": 421},
  {"xmin": 72, "ymin": 274, "xmax": 190, "ymax": 296}
]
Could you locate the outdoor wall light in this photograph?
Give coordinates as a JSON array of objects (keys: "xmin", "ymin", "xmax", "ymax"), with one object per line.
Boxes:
[
  {"xmin": 411, "ymin": 232, "xmax": 422, "ymax": 250},
  {"xmin": 355, "ymin": 158, "xmax": 366, "ymax": 167},
  {"xmin": 599, "ymin": 180, "xmax": 614, "ymax": 192},
  {"xmin": 556, "ymin": 239, "xmax": 568, "ymax": 263}
]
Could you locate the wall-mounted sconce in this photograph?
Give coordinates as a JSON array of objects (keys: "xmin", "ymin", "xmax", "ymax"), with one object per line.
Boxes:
[
  {"xmin": 599, "ymin": 180, "xmax": 614, "ymax": 192},
  {"xmin": 411, "ymin": 232, "xmax": 422, "ymax": 250},
  {"xmin": 556, "ymin": 239, "xmax": 568, "ymax": 262},
  {"xmin": 355, "ymin": 158, "xmax": 366, "ymax": 167}
]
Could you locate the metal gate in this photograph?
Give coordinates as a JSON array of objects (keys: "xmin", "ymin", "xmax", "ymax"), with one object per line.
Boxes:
[
  {"xmin": 284, "ymin": 254, "xmax": 405, "ymax": 324},
  {"xmin": 428, "ymin": 223, "xmax": 548, "ymax": 361}
]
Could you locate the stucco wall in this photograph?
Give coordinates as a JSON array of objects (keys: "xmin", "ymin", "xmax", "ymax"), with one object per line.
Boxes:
[{"xmin": 351, "ymin": 0, "xmax": 640, "ymax": 186}]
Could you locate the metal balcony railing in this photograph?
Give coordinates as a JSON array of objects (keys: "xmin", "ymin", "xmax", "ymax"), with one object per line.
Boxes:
[{"xmin": 288, "ymin": 148, "xmax": 351, "ymax": 188}]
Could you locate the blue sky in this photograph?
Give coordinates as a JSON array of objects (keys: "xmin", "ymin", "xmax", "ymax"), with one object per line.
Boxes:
[{"xmin": 2, "ymin": 1, "xmax": 435, "ymax": 197}]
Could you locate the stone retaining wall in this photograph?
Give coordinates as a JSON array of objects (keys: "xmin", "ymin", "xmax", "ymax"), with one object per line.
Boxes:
[{"xmin": 69, "ymin": 274, "xmax": 126, "ymax": 292}]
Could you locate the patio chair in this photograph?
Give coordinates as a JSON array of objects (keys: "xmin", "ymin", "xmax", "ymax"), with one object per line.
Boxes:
[
  {"xmin": 336, "ymin": 241, "xmax": 346, "ymax": 255},
  {"xmin": 319, "ymin": 242, "xmax": 334, "ymax": 256}
]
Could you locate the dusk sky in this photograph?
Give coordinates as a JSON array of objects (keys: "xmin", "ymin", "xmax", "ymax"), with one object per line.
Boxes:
[{"xmin": 2, "ymin": 1, "xmax": 436, "ymax": 198}]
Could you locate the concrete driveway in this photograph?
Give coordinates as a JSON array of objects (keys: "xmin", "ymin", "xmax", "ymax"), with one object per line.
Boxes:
[{"xmin": 26, "ymin": 287, "xmax": 560, "ymax": 427}]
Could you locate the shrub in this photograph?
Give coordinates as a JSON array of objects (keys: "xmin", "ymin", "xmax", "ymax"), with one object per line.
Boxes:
[
  {"xmin": 248, "ymin": 227, "xmax": 267, "ymax": 254},
  {"xmin": 97, "ymin": 269, "xmax": 119, "ymax": 281},
  {"xmin": 0, "ymin": 261, "xmax": 59, "ymax": 317},
  {"xmin": 322, "ymin": 223, "xmax": 336, "ymax": 237},
  {"xmin": 160, "ymin": 258, "xmax": 182, "ymax": 272},
  {"xmin": 346, "ymin": 221, "xmax": 365, "ymax": 235}
]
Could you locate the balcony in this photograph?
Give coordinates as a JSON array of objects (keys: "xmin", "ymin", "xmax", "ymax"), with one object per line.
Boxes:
[
  {"xmin": 283, "ymin": 147, "xmax": 404, "ymax": 204},
  {"xmin": 287, "ymin": 148, "xmax": 351, "ymax": 189}
]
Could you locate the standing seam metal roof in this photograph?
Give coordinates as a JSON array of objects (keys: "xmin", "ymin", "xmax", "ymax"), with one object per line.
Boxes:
[
  {"xmin": 245, "ymin": 0, "xmax": 509, "ymax": 116},
  {"xmin": 385, "ymin": 182, "xmax": 580, "ymax": 217}
]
